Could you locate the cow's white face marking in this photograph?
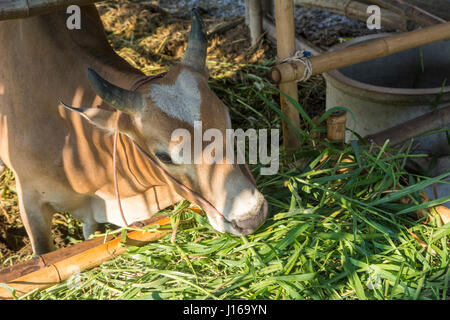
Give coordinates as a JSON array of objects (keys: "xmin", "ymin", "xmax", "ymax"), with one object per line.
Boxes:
[{"xmin": 149, "ymin": 70, "xmax": 201, "ymax": 126}]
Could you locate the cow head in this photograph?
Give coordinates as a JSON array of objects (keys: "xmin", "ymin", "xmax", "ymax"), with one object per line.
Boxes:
[{"xmin": 67, "ymin": 9, "xmax": 268, "ymax": 235}]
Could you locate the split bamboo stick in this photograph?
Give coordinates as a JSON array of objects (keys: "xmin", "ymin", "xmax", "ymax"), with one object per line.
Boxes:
[
  {"xmin": 388, "ymin": 0, "xmax": 446, "ymax": 26},
  {"xmin": 294, "ymin": 0, "xmax": 408, "ymax": 31},
  {"xmin": 363, "ymin": 105, "xmax": 450, "ymax": 147},
  {"xmin": 0, "ymin": 215, "xmax": 171, "ymax": 299},
  {"xmin": 274, "ymin": 0, "xmax": 302, "ymax": 151},
  {"xmin": 0, "ymin": 0, "xmax": 102, "ymax": 21},
  {"xmin": 207, "ymin": 18, "xmax": 245, "ymax": 39},
  {"xmin": 270, "ymin": 21, "xmax": 450, "ymax": 84}
]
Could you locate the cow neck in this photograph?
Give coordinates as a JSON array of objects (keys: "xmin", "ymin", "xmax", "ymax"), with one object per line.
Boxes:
[{"xmin": 112, "ymin": 74, "xmax": 166, "ymax": 227}]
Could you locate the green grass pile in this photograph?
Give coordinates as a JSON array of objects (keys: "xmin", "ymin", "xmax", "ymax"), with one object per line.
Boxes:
[
  {"xmin": 1, "ymin": 1, "xmax": 448, "ymax": 300},
  {"xmin": 21, "ymin": 64, "xmax": 449, "ymax": 300}
]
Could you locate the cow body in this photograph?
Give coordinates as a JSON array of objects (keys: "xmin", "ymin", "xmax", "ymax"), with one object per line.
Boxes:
[
  {"xmin": 0, "ymin": 6, "xmax": 267, "ymax": 255},
  {"xmin": 0, "ymin": 7, "xmax": 184, "ymax": 253}
]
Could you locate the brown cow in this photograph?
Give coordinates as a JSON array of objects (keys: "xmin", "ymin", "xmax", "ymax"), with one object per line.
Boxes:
[{"xmin": 0, "ymin": 6, "xmax": 267, "ymax": 255}]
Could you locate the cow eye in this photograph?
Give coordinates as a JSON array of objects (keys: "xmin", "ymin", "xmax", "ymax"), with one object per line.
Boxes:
[{"xmin": 155, "ymin": 152, "xmax": 174, "ymax": 165}]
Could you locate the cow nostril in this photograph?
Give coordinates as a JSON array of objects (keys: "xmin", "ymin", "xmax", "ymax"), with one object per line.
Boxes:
[
  {"xmin": 231, "ymin": 201, "xmax": 268, "ymax": 233},
  {"xmin": 231, "ymin": 219, "xmax": 240, "ymax": 230},
  {"xmin": 234, "ymin": 216, "xmax": 262, "ymax": 230}
]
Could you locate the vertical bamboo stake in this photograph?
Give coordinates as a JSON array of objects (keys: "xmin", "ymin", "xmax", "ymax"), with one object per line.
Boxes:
[
  {"xmin": 327, "ymin": 110, "xmax": 347, "ymax": 142},
  {"xmin": 249, "ymin": 0, "xmax": 263, "ymax": 45},
  {"xmin": 274, "ymin": 0, "xmax": 301, "ymax": 151}
]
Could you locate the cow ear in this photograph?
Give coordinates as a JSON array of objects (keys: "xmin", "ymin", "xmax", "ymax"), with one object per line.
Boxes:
[{"xmin": 60, "ymin": 102, "xmax": 120, "ymax": 132}]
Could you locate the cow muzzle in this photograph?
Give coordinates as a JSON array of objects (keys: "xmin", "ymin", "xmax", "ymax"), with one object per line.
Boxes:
[
  {"xmin": 229, "ymin": 198, "xmax": 268, "ymax": 235},
  {"xmin": 204, "ymin": 191, "xmax": 268, "ymax": 236}
]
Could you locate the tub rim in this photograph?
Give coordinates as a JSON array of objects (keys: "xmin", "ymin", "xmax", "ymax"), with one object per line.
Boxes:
[{"xmin": 325, "ymin": 33, "xmax": 450, "ymax": 101}]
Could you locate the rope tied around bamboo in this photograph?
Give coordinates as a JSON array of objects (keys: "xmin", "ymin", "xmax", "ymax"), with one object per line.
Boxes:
[{"xmin": 274, "ymin": 50, "xmax": 314, "ymax": 83}]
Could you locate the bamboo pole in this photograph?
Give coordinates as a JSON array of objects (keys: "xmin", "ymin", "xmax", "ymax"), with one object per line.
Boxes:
[
  {"xmin": 248, "ymin": 0, "xmax": 263, "ymax": 45},
  {"xmin": 0, "ymin": 216, "xmax": 167, "ymax": 283},
  {"xmin": 0, "ymin": 0, "xmax": 102, "ymax": 21},
  {"xmin": 363, "ymin": 105, "xmax": 450, "ymax": 147},
  {"xmin": 0, "ymin": 233, "xmax": 115, "ymax": 284},
  {"xmin": 294, "ymin": 0, "xmax": 408, "ymax": 31},
  {"xmin": 0, "ymin": 216, "xmax": 171, "ymax": 299},
  {"xmin": 270, "ymin": 21, "xmax": 450, "ymax": 84},
  {"xmin": 274, "ymin": 0, "xmax": 301, "ymax": 151}
]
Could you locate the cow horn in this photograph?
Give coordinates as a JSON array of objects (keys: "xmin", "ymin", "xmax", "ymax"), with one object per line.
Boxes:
[
  {"xmin": 181, "ymin": 8, "xmax": 207, "ymax": 73},
  {"xmin": 86, "ymin": 68, "xmax": 143, "ymax": 114}
]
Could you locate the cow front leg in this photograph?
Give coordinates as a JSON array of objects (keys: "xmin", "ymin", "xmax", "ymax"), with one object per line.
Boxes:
[
  {"xmin": 16, "ymin": 183, "xmax": 56, "ymax": 256},
  {"xmin": 0, "ymin": 159, "xmax": 6, "ymax": 175},
  {"xmin": 82, "ymin": 219, "xmax": 99, "ymax": 240}
]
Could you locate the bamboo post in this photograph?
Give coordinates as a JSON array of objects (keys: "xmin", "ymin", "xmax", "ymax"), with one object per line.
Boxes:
[
  {"xmin": 294, "ymin": 0, "xmax": 408, "ymax": 31},
  {"xmin": 270, "ymin": 21, "xmax": 450, "ymax": 84},
  {"xmin": 326, "ymin": 110, "xmax": 347, "ymax": 142},
  {"xmin": 0, "ymin": 0, "xmax": 102, "ymax": 21},
  {"xmin": 274, "ymin": 0, "xmax": 301, "ymax": 151},
  {"xmin": 248, "ymin": 0, "xmax": 263, "ymax": 45},
  {"xmin": 0, "ymin": 216, "xmax": 171, "ymax": 299}
]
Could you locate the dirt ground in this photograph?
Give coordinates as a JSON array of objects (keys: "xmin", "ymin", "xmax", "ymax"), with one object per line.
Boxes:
[
  {"xmin": 0, "ymin": 0, "xmax": 397, "ymax": 266},
  {"xmin": 0, "ymin": 169, "xmax": 84, "ymax": 265}
]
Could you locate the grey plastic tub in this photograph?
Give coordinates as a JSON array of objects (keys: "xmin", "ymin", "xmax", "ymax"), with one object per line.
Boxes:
[{"xmin": 324, "ymin": 33, "xmax": 450, "ymax": 155}]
